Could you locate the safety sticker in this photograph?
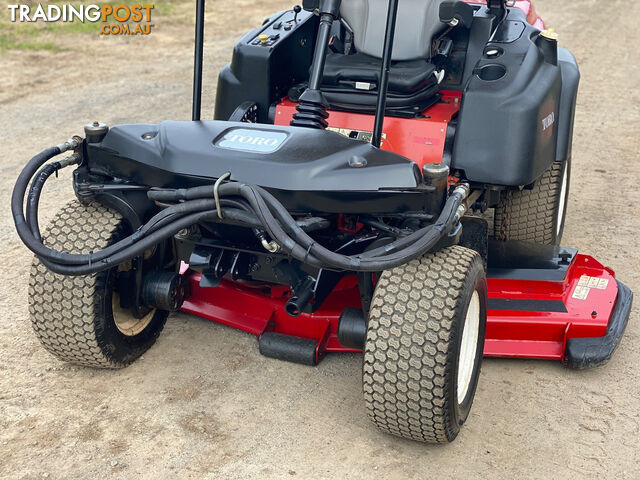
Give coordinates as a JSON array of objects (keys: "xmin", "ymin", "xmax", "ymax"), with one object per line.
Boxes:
[
  {"xmin": 572, "ymin": 275, "xmax": 609, "ymax": 300},
  {"xmin": 572, "ymin": 286, "xmax": 590, "ymax": 300}
]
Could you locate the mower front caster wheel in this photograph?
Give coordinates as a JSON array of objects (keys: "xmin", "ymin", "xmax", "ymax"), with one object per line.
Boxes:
[
  {"xmin": 28, "ymin": 201, "xmax": 168, "ymax": 368},
  {"xmin": 363, "ymin": 246, "xmax": 487, "ymax": 443}
]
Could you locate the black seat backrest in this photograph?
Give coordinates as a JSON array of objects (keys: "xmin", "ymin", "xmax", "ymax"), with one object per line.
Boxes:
[{"xmin": 340, "ymin": 0, "xmax": 446, "ymax": 61}]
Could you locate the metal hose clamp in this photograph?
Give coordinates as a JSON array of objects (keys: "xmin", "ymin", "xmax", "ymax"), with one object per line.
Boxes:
[{"xmin": 213, "ymin": 171, "xmax": 231, "ymax": 219}]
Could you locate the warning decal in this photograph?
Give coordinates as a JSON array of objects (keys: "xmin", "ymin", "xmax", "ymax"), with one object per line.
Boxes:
[{"xmin": 572, "ymin": 275, "xmax": 609, "ymax": 300}]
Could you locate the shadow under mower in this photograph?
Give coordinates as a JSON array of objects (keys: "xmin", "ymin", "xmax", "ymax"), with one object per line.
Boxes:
[{"xmin": 13, "ymin": 0, "xmax": 633, "ymax": 444}]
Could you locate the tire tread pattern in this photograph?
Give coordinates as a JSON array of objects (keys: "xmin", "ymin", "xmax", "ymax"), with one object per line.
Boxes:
[
  {"xmin": 494, "ymin": 162, "xmax": 565, "ymax": 244},
  {"xmin": 363, "ymin": 246, "xmax": 481, "ymax": 443},
  {"xmin": 29, "ymin": 201, "xmax": 130, "ymax": 368}
]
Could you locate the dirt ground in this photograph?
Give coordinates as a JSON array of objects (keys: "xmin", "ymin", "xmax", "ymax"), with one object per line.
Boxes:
[{"xmin": 1, "ymin": 0, "xmax": 639, "ymax": 478}]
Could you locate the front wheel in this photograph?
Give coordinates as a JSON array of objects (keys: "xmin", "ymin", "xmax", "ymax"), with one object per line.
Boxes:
[{"xmin": 363, "ymin": 246, "xmax": 487, "ymax": 443}]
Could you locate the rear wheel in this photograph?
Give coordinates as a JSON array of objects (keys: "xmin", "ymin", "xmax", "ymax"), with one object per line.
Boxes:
[
  {"xmin": 28, "ymin": 201, "xmax": 168, "ymax": 368},
  {"xmin": 494, "ymin": 159, "xmax": 571, "ymax": 245},
  {"xmin": 363, "ymin": 246, "xmax": 487, "ymax": 443}
]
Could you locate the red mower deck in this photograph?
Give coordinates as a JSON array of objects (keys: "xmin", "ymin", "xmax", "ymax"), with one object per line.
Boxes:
[{"xmin": 181, "ymin": 242, "xmax": 631, "ymax": 368}]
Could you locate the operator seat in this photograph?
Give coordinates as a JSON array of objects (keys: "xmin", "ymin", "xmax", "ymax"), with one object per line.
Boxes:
[
  {"xmin": 319, "ymin": 0, "xmax": 447, "ymax": 116},
  {"xmin": 341, "ymin": 0, "xmax": 445, "ymax": 60}
]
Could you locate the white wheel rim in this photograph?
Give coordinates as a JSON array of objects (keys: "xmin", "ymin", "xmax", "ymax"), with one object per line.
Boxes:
[
  {"xmin": 457, "ymin": 291, "xmax": 480, "ymax": 405},
  {"xmin": 112, "ymin": 292, "xmax": 155, "ymax": 337},
  {"xmin": 557, "ymin": 165, "xmax": 569, "ymax": 237}
]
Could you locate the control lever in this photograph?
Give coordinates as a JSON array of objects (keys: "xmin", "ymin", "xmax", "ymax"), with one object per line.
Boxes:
[
  {"xmin": 293, "ymin": 4, "xmax": 302, "ymax": 23},
  {"xmin": 290, "ymin": 0, "xmax": 342, "ymax": 129}
]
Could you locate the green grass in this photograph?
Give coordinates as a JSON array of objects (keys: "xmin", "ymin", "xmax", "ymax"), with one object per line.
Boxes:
[
  {"xmin": 0, "ymin": 0, "xmax": 187, "ymax": 53},
  {"xmin": 0, "ymin": 35, "xmax": 63, "ymax": 52}
]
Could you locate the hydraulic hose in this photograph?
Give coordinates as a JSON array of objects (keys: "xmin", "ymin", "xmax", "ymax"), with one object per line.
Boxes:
[
  {"xmin": 14, "ymin": 142, "xmax": 469, "ymax": 276},
  {"xmin": 13, "ymin": 146, "xmax": 265, "ymax": 274},
  {"xmin": 256, "ymin": 184, "xmax": 466, "ymax": 271},
  {"xmin": 12, "ymin": 142, "xmax": 75, "ymax": 259},
  {"xmin": 149, "ymin": 181, "xmax": 468, "ymax": 272},
  {"xmin": 35, "ymin": 208, "xmax": 259, "ymax": 275},
  {"xmin": 26, "ymin": 153, "xmax": 81, "ymax": 241},
  {"xmin": 26, "ymin": 162, "xmax": 62, "ymax": 241},
  {"xmin": 255, "ymin": 183, "xmax": 466, "ymax": 262}
]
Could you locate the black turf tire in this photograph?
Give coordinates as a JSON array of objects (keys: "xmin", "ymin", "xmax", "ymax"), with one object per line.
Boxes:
[
  {"xmin": 494, "ymin": 159, "xmax": 571, "ymax": 245},
  {"xmin": 363, "ymin": 246, "xmax": 487, "ymax": 443},
  {"xmin": 28, "ymin": 201, "xmax": 168, "ymax": 368}
]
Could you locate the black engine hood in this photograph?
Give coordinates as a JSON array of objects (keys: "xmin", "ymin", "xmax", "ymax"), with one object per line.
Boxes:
[{"xmin": 88, "ymin": 121, "xmax": 422, "ymax": 192}]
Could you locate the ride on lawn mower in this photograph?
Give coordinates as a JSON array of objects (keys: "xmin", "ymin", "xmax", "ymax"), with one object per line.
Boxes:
[{"xmin": 13, "ymin": 0, "xmax": 633, "ymax": 443}]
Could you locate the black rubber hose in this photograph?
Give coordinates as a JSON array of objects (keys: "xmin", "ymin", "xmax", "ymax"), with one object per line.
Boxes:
[
  {"xmin": 16, "ymin": 153, "xmax": 309, "ymax": 274},
  {"xmin": 26, "ymin": 161, "xmax": 62, "ymax": 241},
  {"xmin": 12, "ymin": 146, "xmax": 62, "ymax": 252},
  {"xmin": 249, "ymin": 183, "xmax": 464, "ymax": 270},
  {"xmin": 12, "ymin": 149, "xmax": 265, "ymax": 273},
  {"xmin": 15, "ymin": 146, "xmax": 196, "ymax": 267},
  {"xmin": 16, "ymin": 148, "xmax": 462, "ymax": 275},
  {"xmin": 149, "ymin": 182, "xmax": 465, "ymax": 271},
  {"xmin": 23, "ymin": 169, "xmax": 253, "ymax": 267},
  {"xmin": 256, "ymin": 184, "xmax": 459, "ymax": 259},
  {"xmin": 217, "ymin": 182, "xmax": 462, "ymax": 271},
  {"xmin": 38, "ymin": 208, "xmax": 261, "ymax": 276},
  {"xmin": 148, "ymin": 188, "xmax": 329, "ymax": 232},
  {"xmin": 143, "ymin": 197, "xmax": 252, "ymax": 234}
]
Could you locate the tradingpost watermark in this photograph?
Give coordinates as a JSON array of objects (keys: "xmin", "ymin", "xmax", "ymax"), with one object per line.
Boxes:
[{"xmin": 7, "ymin": 3, "xmax": 155, "ymax": 36}]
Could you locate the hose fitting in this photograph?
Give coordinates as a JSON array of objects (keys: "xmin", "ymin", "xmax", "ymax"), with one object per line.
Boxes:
[
  {"xmin": 59, "ymin": 153, "xmax": 81, "ymax": 168},
  {"xmin": 452, "ymin": 182, "xmax": 470, "ymax": 199},
  {"xmin": 55, "ymin": 137, "xmax": 81, "ymax": 153},
  {"xmin": 254, "ymin": 229, "xmax": 280, "ymax": 253},
  {"xmin": 451, "ymin": 183, "xmax": 471, "ymax": 222}
]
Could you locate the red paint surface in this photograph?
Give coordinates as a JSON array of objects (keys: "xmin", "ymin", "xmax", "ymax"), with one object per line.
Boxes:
[
  {"xmin": 181, "ymin": 254, "xmax": 619, "ymax": 364},
  {"xmin": 485, "ymin": 254, "xmax": 617, "ymax": 359},
  {"xmin": 274, "ymin": 92, "xmax": 461, "ymax": 170}
]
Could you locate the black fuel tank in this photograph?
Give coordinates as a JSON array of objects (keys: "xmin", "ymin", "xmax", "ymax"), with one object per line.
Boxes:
[{"xmin": 452, "ymin": 8, "xmax": 578, "ymax": 186}]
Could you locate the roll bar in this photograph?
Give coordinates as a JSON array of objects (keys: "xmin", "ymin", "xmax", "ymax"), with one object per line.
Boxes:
[{"xmin": 192, "ymin": 0, "xmax": 205, "ymax": 121}]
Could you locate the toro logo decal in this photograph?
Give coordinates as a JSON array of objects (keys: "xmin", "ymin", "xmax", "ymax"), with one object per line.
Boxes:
[
  {"xmin": 542, "ymin": 112, "xmax": 555, "ymax": 131},
  {"xmin": 540, "ymin": 100, "xmax": 557, "ymax": 142},
  {"xmin": 215, "ymin": 128, "xmax": 287, "ymax": 153}
]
